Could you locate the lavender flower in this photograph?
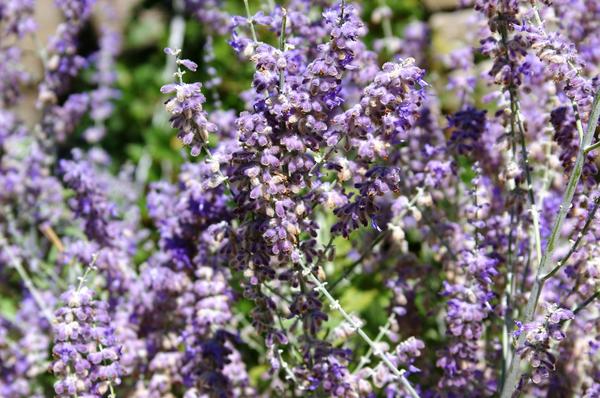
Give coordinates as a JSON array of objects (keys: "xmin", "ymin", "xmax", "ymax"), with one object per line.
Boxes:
[
  {"xmin": 3, "ymin": 1, "xmax": 600, "ymax": 397},
  {"xmin": 161, "ymin": 50, "xmax": 216, "ymax": 156},
  {"xmin": 515, "ymin": 303, "xmax": 574, "ymax": 385},
  {"xmin": 44, "ymin": 93, "xmax": 89, "ymax": 142},
  {"xmin": 60, "ymin": 151, "xmax": 117, "ymax": 246},
  {"xmin": 0, "ymin": 0, "xmax": 36, "ymax": 38},
  {"xmin": 51, "ymin": 286, "xmax": 122, "ymax": 397},
  {"xmin": 38, "ymin": 0, "xmax": 95, "ymax": 106},
  {"xmin": 184, "ymin": 0, "xmax": 231, "ymax": 35},
  {"xmin": 84, "ymin": 13, "xmax": 122, "ymax": 143},
  {"xmin": 334, "ymin": 58, "xmax": 426, "ymax": 155}
]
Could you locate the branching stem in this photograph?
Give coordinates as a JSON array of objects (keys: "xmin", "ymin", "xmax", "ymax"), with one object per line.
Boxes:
[
  {"xmin": 501, "ymin": 88, "xmax": 600, "ymax": 398},
  {"xmin": 297, "ymin": 256, "xmax": 420, "ymax": 398},
  {"xmin": 541, "ymin": 196, "xmax": 600, "ymax": 281},
  {"xmin": 354, "ymin": 317, "xmax": 392, "ymax": 373}
]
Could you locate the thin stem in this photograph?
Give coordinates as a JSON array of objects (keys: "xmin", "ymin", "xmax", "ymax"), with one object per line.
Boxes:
[
  {"xmin": 153, "ymin": 0, "xmax": 186, "ymax": 128},
  {"xmin": 330, "ymin": 189, "xmax": 422, "ymax": 290},
  {"xmin": 308, "ymin": 135, "xmax": 344, "ymax": 177},
  {"xmin": 537, "ymin": 141, "xmax": 553, "ymax": 205},
  {"xmin": 573, "ymin": 290, "xmax": 600, "ymax": 315},
  {"xmin": 315, "ymin": 236, "xmax": 335, "ymax": 270},
  {"xmin": 509, "ymin": 86, "xmax": 542, "ymax": 267},
  {"xmin": 584, "ymin": 140, "xmax": 600, "ymax": 154},
  {"xmin": 498, "ymin": 22, "xmax": 543, "ymax": 341},
  {"xmin": 4, "ymin": 215, "xmax": 64, "ymax": 290},
  {"xmin": 39, "ymin": 224, "xmax": 65, "ymax": 252},
  {"xmin": 354, "ymin": 317, "xmax": 392, "ymax": 373},
  {"xmin": 278, "ymin": 356, "xmax": 299, "ymax": 388},
  {"xmin": 541, "ymin": 196, "xmax": 600, "ymax": 281},
  {"xmin": 165, "ymin": 0, "xmax": 185, "ymax": 80},
  {"xmin": 501, "ymin": 88, "xmax": 600, "ymax": 398},
  {"xmin": 262, "ymin": 283, "xmax": 292, "ymax": 304},
  {"xmin": 202, "ymin": 145, "xmax": 231, "ymax": 192},
  {"xmin": 278, "ymin": 8, "xmax": 287, "ymax": 92},
  {"xmin": 573, "ymin": 102, "xmax": 585, "ymax": 144},
  {"xmin": 31, "ymin": 32, "xmax": 49, "ymax": 70},
  {"xmin": 276, "ymin": 348, "xmax": 300, "ymax": 385},
  {"xmin": 518, "ymin": 242, "xmax": 532, "ymax": 295},
  {"xmin": 0, "ymin": 232, "xmax": 53, "ymax": 323},
  {"xmin": 329, "ymin": 230, "xmax": 390, "ymax": 291},
  {"xmin": 135, "ymin": 152, "xmax": 152, "ymax": 188},
  {"xmin": 378, "ymin": 0, "xmax": 393, "ymax": 52},
  {"xmin": 108, "ymin": 377, "xmax": 116, "ymax": 398},
  {"xmin": 382, "ymin": 13, "xmax": 393, "ymax": 41},
  {"xmin": 77, "ymin": 254, "xmax": 99, "ymax": 292},
  {"xmin": 297, "ymin": 257, "xmax": 420, "ymax": 398},
  {"xmin": 243, "ymin": 0, "xmax": 258, "ymax": 42},
  {"xmin": 501, "ymin": 208, "xmax": 517, "ymax": 385}
]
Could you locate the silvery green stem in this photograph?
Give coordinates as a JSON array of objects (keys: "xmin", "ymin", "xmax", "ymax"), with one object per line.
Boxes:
[
  {"xmin": 32, "ymin": 32, "xmax": 49, "ymax": 68},
  {"xmin": 77, "ymin": 254, "xmax": 98, "ymax": 292},
  {"xmin": 278, "ymin": 8, "xmax": 287, "ymax": 92},
  {"xmin": 135, "ymin": 152, "xmax": 152, "ymax": 187},
  {"xmin": 509, "ymin": 87, "xmax": 542, "ymax": 265},
  {"xmin": 276, "ymin": 348, "xmax": 300, "ymax": 386},
  {"xmin": 501, "ymin": 88, "xmax": 600, "ymax": 398},
  {"xmin": 243, "ymin": 0, "xmax": 258, "ymax": 42},
  {"xmin": 542, "ymin": 196, "xmax": 600, "ymax": 281},
  {"xmin": 165, "ymin": 0, "xmax": 185, "ymax": 81},
  {"xmin": 298, "ymin": 257, "xmax": 421, "ymax": 398},
  {"xmin": 354, "ymin": 317, "xmax": 392, "ymax": 373},
  {"xmin": 584, "ymin": 140, "xmax": 600, "ymax": 154},
  {"xmin": 501, "ymin": 209, "xmax": 516, "ymax": 380},
  {"xmin": 499, "ymin": 21, "xmax": 543, "ymax": 295},
  {"xmin": 573, "ymin": 290, "xmax": 600, "ymax": 315},
  {"xmin": 153, "ymin": 0, "xmax": 185, "ymax": 127},
  {"xmin": 0, "ymin": 232, "xmax": 53, "ymax": 323},
  {"xmin": 377, "ymin": 0, "xmax": 393, "ymax": 52}
]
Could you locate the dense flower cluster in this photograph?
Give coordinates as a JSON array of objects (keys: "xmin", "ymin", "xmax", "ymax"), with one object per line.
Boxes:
[
  {"xmin": 51, "ymin": 286, "xmax": 121, "ymax": 396},
  {"xmin": 1, "ymin": 0, "xmax": 600, "ymax": 397}
]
